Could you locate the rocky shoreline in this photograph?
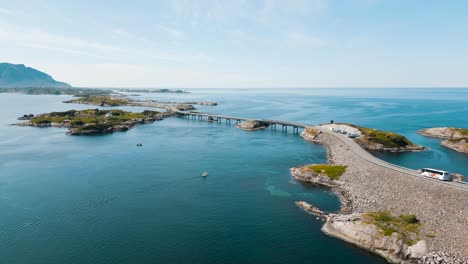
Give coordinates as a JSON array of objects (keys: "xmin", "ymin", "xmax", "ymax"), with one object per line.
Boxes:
[
  {"xmin": 294, "ymin": 127, "xmax": 468, "ymax": 263},
  {"xmin": 418, "ymin": 127, "xmax": 468, "ymax": 154}
]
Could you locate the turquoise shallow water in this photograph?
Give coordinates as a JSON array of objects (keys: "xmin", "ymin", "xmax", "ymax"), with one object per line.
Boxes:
[{"xmin": 0, "ymin": 89, "xmax": 467, "ymax": 263}]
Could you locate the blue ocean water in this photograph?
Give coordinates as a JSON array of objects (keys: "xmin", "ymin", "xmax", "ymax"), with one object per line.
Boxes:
[{"xmin": 0, "ymin": 88, "xmax": 467, "ymax": 264}]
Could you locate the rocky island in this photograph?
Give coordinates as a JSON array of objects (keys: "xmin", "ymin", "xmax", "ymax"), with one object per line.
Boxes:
[
  {"xmin": 293, "ymin": 126, "xmax": 468, "ymax": 263},
  {"xmin": 321, "ymin": 124, "xmax": 426, "ymax": 152},
  {"xmin": 418, "ymin": 127, "xmax": 468, "ymax": 153},
  {"xmin": 15, "ymin": 109, "xmax": 175, "ymax": 135}
]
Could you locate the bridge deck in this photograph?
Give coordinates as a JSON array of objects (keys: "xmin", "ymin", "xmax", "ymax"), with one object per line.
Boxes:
[{"xmin": 177, "ymin": 111, "xmax": 311, "ymax": 128}]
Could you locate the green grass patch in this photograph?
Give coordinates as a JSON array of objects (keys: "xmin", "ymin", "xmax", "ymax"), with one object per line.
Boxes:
[
  {"xmin": 307, "ymin": 164, "xmax": 347, "ymax": 180},
  {"xmin": 450, "ymin": 128, "xmax": 468, "ymax": 137},
  {"xmin": 364, "ymin": 211, "xmax": 421, "ymax": 245}
]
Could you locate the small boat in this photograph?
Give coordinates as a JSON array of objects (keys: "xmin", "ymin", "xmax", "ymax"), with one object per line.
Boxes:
[
  {"xmin": 201, "ymin": 172, "xmax": 208, "ymax": 177},
  {"xmin": 136, "ymin": 143, "xmax": 143, "ymax": 147}
]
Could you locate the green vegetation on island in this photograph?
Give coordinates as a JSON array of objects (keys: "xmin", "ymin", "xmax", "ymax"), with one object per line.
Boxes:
[
  {"xmin": 64, "ymin": 96, "xmax": 128, "ymax": 106},
  {"xmin": 340, "ymin": 124, "xmax": 426, "ymax": 152},
  {"xmin": 449, "ymin": 128, "xmax": 468, "ymax": 137},
  {"xmin": 364, "ymin": 211, "xmax": 421, "ymax": 245},
  {"xmin": 18, "ymin": 109, "xmax": 171, "ymax": 135},
  {"xmin": 355, "ymin": 125, "xmax": 414, "ymax": 148},
  {"xmin": 306, "ymin": 164, "xmax": 347, "ymax": 180}
]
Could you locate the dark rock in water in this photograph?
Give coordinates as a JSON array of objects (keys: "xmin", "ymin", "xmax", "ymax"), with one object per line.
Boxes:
[
  {"xmin": 198, "ymin": 101, "xmax": 218, "ymax": 106},
  {"xmin": 18, "ymin": 114, "xmax": 35, "ymax": 120},
  {"xmin": 173, "ymin": 104, "xmax": 196, "ymax": 111},
  {"xmin": 236, "ymin": 120, "xmax": 268, "ymax": 131}
]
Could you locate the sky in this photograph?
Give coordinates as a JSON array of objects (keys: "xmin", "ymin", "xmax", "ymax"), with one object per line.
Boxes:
[{"xmin": 1, "ymin": 0, "xmax": 468, "ymax": 88}]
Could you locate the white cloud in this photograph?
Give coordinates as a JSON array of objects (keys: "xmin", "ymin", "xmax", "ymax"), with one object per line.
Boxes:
[{"xmin": 0, "ymin": 21, "xmax": 209, "ymax": 63}]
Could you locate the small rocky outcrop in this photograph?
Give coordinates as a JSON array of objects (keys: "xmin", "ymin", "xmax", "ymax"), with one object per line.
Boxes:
[
  {"xmin": 290, "ymin": 165, "xmax": 343, "ymax": 187},
  {"xmin": 418, "ymin": 127, "xmax": 468, "ymax": 154},
  {"xmin": 236, "ymin": 120, "xmax": 268, "ymax": 131},
  {"xmin": 198, "ymin": 101, "xmax": 218, "ymax": 106},
  {"xmin": 295, "ymin": 201, "xmax": 327, "ymax": 220},
  {"xmin": 295, "ymin": 201, "xmax": 438, "ymax": 263},
  {"xmin": 17, "ymin": 114, "xmax": 34, "ymax": 120},
  {"xmin": 300, "ymin": 128, "xmax": 322, "ymax": 141},
  {"xmin": 322, "ymin": 213, "xmax": 427, "ymax": 264},
  {"xmin": 440, "ymin": 139, "xmax": 468, "ymax": 154},
  {"xmin": 417, "ymin": 127, "xmax": 466, "ymax": 139}
]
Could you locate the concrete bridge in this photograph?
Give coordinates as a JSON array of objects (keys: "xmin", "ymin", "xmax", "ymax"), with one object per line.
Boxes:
[
  {"xmin": 176, "ymin": 110, "xmax": 308, "ymax": 133},
  {"xmin": 177, "ymin": 110, "xmax": 468, "ymax": 191}
]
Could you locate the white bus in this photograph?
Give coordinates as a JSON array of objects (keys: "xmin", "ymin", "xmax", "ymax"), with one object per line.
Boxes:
[{"xmin": 418, "ymin": 168, "xmax": 450, "ymax": 181}]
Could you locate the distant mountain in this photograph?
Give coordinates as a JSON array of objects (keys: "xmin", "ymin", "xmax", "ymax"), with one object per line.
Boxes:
[{"xmin": 0, "ymin": 63, "xmax": 71, "ymax": 88}]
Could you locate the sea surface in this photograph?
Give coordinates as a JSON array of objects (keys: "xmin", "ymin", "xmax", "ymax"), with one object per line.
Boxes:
[{"xmin": 0, "ymin": 88, "xmax": 467, "ymax": 264}]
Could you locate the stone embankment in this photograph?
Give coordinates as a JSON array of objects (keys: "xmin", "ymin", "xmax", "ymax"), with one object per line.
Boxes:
[
  {"xmin": 295, "ymin": 128, "xmax": 468, "ymax": 263},
  {"xmin": 418, "ymin": 127, "xmax": 468, "ymax": 154}
]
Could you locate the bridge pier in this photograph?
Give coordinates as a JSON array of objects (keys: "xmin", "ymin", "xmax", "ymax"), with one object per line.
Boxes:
[
  {"xmin": 236, "ymin": 119, "xmax": 241, "ymax": 124},
  {"xmin": 293, "ymin": 126, "xmax": 299, "ymax": 134},
  {"xmin": 271, "ymin": 123, "xmax": 276, "ymax": 130},
  {"xmin": 282, "ymin": 125, "xmax": 287, "ymax": 132}
]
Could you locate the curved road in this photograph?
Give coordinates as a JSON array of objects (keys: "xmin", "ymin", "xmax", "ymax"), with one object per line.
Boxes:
[{"xmin": 316, "ymin": 127, "xmax": 468, "ymax": 191}]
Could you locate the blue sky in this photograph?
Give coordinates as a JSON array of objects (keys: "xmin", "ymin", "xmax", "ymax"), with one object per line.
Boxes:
[{"xmin": 1, "ymin": 0, "xmax": 467, "ymax": 88}]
